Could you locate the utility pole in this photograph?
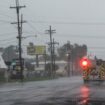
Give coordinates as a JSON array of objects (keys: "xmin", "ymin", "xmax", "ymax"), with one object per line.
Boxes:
[
  {"xmin": 45, "ymin": 26, "xmax": 56, "ymax": 77},
  {"xmin": 52, "ymin": 38, "xmax": 59, "ymax": 75},
  {"xmin": 48, "ymin": 39, "xmax": 59, "ymax": 77},
  {"xmin": 10, "ymin": 0, "xmax": 26, "ymax": 81},
  {"xmin": 67, "ymin": 52, "xmax": 71, "ymax": 77}
]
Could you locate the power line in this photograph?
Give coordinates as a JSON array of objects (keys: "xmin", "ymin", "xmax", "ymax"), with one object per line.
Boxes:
[
  {"xmin": 56, "ymin": 33, "xmax": 105, "ymax": 39},
  {"xmin": 1, "ymin": 32, "xmax": 105, "ymax": 39},
  {"xmin": 0, "ymin": 19, "xmax": 11, "ymax": 23},
  {"xmin": 0, "ymin": 40, "xmax": 17, "ymax": 46},
  {"xmin": 0, "ymin": 39, "xmax": 17, "ymax": 44},
  {"xmin": 22, "ymin": 31, "xmax": 36, "ymax": 34},
  {"xmin": 0, "ymin": 12, "xmax": 14, "ymax": 19},
  {"xmin": 0, "ymin": 32, "xmax": 17, "ymax": 36},
  {"xmin": 26, "ymin": 22, "xmax": 43, "ymax": 34},
  {"xmin": 0, "ymin": 37, "xmax": 16, "ymax": 42},
  {"xmin": 29, "ymin": 20, "xmax": 105, "ymax": 25}
]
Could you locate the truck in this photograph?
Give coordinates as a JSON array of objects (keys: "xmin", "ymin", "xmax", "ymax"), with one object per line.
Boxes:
[{"xmin": 80, "ymin": 57, "xmax": 105, "ymax": 83}]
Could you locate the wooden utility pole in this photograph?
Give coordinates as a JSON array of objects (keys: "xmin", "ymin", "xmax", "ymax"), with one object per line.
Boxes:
[
  {"xmin": 45, "ymin": 26, "xmax": 56, "ymax": 77},
  {"xmin": 47, "ymin": 39, "xmax": 59, "ymax": 77},
  {"xmin": 10, "ymin": 0, "xmax": 26, "ymax": 81},
  {"xmin": 52, "ymin": 38, "xmax": 59, "ymax": 74}
]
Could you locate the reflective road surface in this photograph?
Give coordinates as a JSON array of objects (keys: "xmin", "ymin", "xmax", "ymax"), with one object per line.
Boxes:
[{"xmin": 0, "ymin": 76, "xmax": 105, "ymax": 105}]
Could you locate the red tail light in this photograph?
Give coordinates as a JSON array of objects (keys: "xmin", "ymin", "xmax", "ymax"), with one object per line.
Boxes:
[
  {"xmin": 82, "ymin": 60, "xmax": 88, "ymax": 67},
  {"xmin": 80, "ymin": 57, "xmax": 90, "ymax": 70}
]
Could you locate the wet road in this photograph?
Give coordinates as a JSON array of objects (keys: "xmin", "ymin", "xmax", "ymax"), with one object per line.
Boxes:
[{"xmin": 0, "ymin": 76, "xmax": 105, "ymax": 105}]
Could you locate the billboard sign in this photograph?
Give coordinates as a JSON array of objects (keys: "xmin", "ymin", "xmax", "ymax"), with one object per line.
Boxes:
[
  {"xmin": 27, "ymin": 46, "xmax": 36, "ymax": 55},
  {"xmin": 35, "ymin": 46, "xmax": 46, "ymax": 55},
  {"xmin": 27, "ymin": 45, "xmax": 46, "ymax": 55}
]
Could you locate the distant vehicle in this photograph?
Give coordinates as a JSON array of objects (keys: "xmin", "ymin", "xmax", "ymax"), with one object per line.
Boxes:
[{"xmin": 80, "ymin": 57, "xmax": 105, "ymax": 83}]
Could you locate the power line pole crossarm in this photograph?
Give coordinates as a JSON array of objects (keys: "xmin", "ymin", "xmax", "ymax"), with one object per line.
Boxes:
[{"xmin": 10, "ymin": 0, "xmax": 26, "ymax": 81}]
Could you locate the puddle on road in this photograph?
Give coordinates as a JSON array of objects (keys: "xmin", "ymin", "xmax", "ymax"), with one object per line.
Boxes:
[
  {"xmin": 12, "ymin": 99, "xmax": 105, "ymax": 105},
  {"xmin": 11, "ymin": 85, "xmax": 105, "ymax": 105}
]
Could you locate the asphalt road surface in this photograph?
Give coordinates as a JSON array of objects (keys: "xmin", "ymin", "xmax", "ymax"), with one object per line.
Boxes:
[{"xmin": 0, "ymin": 76, "xmax": 105, "ymax": 105}]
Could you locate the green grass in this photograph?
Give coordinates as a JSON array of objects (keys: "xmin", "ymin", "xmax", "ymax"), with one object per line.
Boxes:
[
  {"xmin": 0, "ymin": 75, "xmax": 58, "ymax": 83},
  {"xmin": 5, "ymin": 76, "xmax": 57, "ymax": 83},
  {"xmin": 0, "ymin": 76, "xmax": 6, "ymax": 83},
  {"xmin": 23, "ymin": 76, "xmax": 56, "ymax": 82}
]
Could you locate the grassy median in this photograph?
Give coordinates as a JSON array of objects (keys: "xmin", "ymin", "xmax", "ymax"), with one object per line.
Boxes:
[{"xmin": 3, "ymin": 76, "xmax": 57, "ymax": 83}]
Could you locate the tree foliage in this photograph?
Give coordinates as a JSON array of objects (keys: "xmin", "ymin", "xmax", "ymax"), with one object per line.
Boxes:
[
  {"xmin": 57, "ymin": 41, "xmax": 87, "ymax": 61},
  {"xmin": 2, "ymin": 45, "xmax": 18, "ymax": 62},
  {"xmin": 45, "ymin": 63, "xmax": 59, "ymax": 75}
]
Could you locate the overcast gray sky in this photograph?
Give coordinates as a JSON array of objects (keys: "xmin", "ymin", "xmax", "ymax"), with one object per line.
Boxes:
[{"xmin": 0, "ymin": 0, "xmax": 105, "ymax": 59}]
